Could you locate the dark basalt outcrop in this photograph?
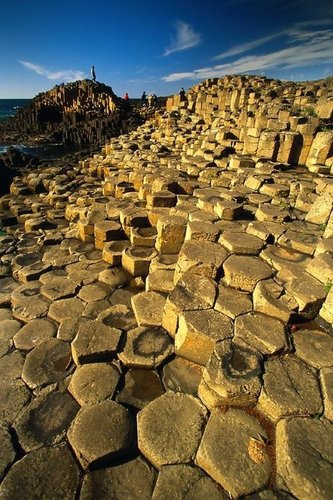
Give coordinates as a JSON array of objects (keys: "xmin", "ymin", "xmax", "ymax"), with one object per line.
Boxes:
[
  {"xmin": 0, "ymin": 148, "xmax": 39, "ymax": 196},
  {"xmin": 0, "ymin": 80, "xmax": 144, "ymax": 146}
]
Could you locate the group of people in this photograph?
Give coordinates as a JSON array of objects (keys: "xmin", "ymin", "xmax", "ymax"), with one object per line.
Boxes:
[
  {"xmin": 90, "ymin": 66, "xmax": 186, "ymax": 109},
  {"xmin": 141, "ymin": 91, "xmax": 158, "ymax": 108}
]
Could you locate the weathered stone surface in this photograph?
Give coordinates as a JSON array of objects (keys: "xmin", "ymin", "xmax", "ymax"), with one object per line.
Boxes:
[
  {"xmin": 155, "ymin": 215, "xmax": 187, "ymax": 254},
  {"xmin": 174, "ymin": 240, "xmax": 227, "ymax": 283},
  {"xmin": 13, "ymin": 318, "xmax": 57, "ymax": 350},
  {"xmin": 122, "ymin": 246, "xmax": 157, "ymax": 277},
  {"xmin": 116, "ymin": 369, "xmax": 165, "ymax": 409},
  {"xmin": 276, "ymin": 417, "xmax": 333, "ymax": 499},
  {"xmin": 78, "ymin": 282, "xmax": 113, "ymax": 302},
  {"xmin": 219, "ymin": 231, "xmax": 264, "ymax": 255},
  {"xmin": 68, "ymin": 362, "xmax": 121, "ymax": 405},
  {"xmin": 13, "ymin": 389, "xmax": 79, "ymax": 451},
  {"xmin": 48, "ymin": 297, "xmax": 84, "ymax": 323},
  {"xmin": 214, "ymin": 283, "xmax": 252, "ymax": 319},
  {"xmin": 98, "ymin": 266, "xmax": 131, "ymax": 287},
  {"xmin": 119, "ymin": 326, "xmax": 173, "ymax": 368},
  {"xmin": 80, "ymin": 456, "xmax": 157, "ymax": 500},
  {"xmin": 71, "ymin": 320, "xmax": 121, "ymax": 365},
  {"xmin": 284, "ymin": 270, "xmax": 326, "ymax": 318},
  {"xmin": 0, "ymin": 445, "xmax": 80, "ymax": 499},
  {"xmin": 40, "ymin": 276, "xmax": 78, "ymax": 300},
  {"xmin": 0, "ymin": 426, "xmax": 15, "ymax": 480},
  {"xmin": 162, "ymin": 357, "xmax": 204, "ymax": 396},
  {"xmin": 22, "ymin": 338, "xmax": 72, "ymax": 389},
  {"xmin": 196, "ymin": 409, "xmax": 271, "ymax": 497},
  {"xmin": 0, "ymin": 277, "xmax": 20, "ymax": 305},
  {"xmin": 11, "ymin": 282, "xmax": 51, "ymax": 323},
  {"xmin": 98, "ymin": 304, "xmax": 137, "ymax": 331},
  {"xmin": 253, "ymin": 279, "xmax": 297, "ymax": 323},
  {"xmin": 223, "ymin": 255, "xmax": 273, "ymax": 292},
  {"xmin": 0, "ymin": 319, "xmax": 21, "ymax": 357},
  {"xmin": 234, "ymin": 312, "xmax": 289, "ymax": 355},
  {"xmin": 292, "ymin": 329, "xmax": 333, "ymax": 369},
  {"xmin": 137, "ymin": 392, "xmax": 208, "ymax": 469},
  {"xmin": 199, "ymin": 339, "xmax": 262, "ymax": 409},
  {"xmin": 162, "ymin": 273, "xmax": 216, "ymax": 336},
  {"xmin": 67, "ymin": 400, "xmax": 135, "ymax": 469},
  {"xmin": 175, "ymin": 309, "xmax": 233, "ymax": 365},
  {"xmin": 305, "ymin": 191, "xmax": 332, "ymax": 224},
  {"xmin": 131, "ymin": 291, "xmax": 166, "ymax": 327},
  {"xmin": 17, "ymin": 261, "xmax": 52, "ymax": 283},
  {"xmin": 152, "ymin": 464, "xmax": 227, "ymax": 500},
  {"xmin": 321, "ymin": 367, "xmax": 333, "ymax": 422},
  {"xmin": 258, "ymin": 355, "xmax": 323, "ymax": 421}
]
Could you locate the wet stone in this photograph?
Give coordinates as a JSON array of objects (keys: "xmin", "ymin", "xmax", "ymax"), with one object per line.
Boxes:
[
  {"xmin": 69, "ymin": 362, "xmax": 121, "ymax": 405},
  {"xmin": 67, "ymin": 400, "xmax": 135, "ymax": 469},
  {"xmin": 118, "ymin": 326, "xmax": 173, "ymax": 369},
  {"xmin": 258, "ymin": 355, "xmax": 323, "ymax": 422},
  {"xmin": 22, "ymin": 338, "xmax": 72, "ymax": 389},
  {"xmin": 0, "ymin": 319, "xmax": 21, "ymax": 357},
  {"xmin": 48, "ymin": 297, "xmax": 84, "ymax": 323},
  {"xmin": 0, "ymin": 445, "xmax": 81, "ymax": 500},
  {"xmin": 199, "ymin": 339, "xmax": 262, "ymax": 409},
  {"xmin": 234, "ymin": 312, "xmax": 289, "ymax": 356},
  {"xmin": 13, "ymin": 389, "xmax": 79, "ymax": 451},
  {"xmin": 276, "ymin": 417, "xmax": 333, "ymax": 499},
  {"xmin": 116, "ymin": 369, "xmax": 165, "ymax": 410},
  {"xmin": 71, "ymin": 320, "xmax": 122, "ymax": 365},
  {"xmin": 13, "ymin": 318, "xmax": 57, "ymax": 351},
  {"xmin": 137, "ymin": 392, "xmax": 208, "ymax": 469},
  {"xmin": 162, "ymin": 357, "xmax": 204, "ymax": 396},
  {"xmin": 196, "ymin": 408, "xmax": 271, "ymax": 498},
  {"xmin": 80, "ymin": 456, "xmax": 157, "ymax": 500}
]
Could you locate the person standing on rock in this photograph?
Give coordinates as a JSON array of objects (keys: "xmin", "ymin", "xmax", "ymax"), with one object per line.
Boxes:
[
  {"xmin": 91, "ymin": 66, "xmax": 96, "ymax": 82},
  {"xmin": 141, "ymin": 91, "xmax": 147, "ymax": 106}
]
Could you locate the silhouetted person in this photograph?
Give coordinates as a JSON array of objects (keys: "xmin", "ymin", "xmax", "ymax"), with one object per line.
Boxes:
[
  {"xmin": 91, "ymin": 66, "xmax": 96, "ymax": 82},
  {"xmin": 179, "ymin": 87, "xmax": 185, "ymax": 98},
  {"xmin": 123, "ymin": 92, "xmax": 129, "ymax": 100},
  {"xmin": 141, "ymin": 91, "xmax": 147, "ymax": 105}
]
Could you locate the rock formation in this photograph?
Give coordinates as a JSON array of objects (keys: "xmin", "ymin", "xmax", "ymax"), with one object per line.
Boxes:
[
  {"xmin": 0, "ymin": 80, "xmax": 143, "ymax": 146},
  {"xmin": 0, "ymin": 74, "xmax": 333, "ymax": 498}
]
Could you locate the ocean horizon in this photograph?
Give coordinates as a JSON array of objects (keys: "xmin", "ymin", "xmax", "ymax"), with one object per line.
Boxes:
[{"xmin": 0, "ymin": 98, "xmax": 31, "ymax": 154}]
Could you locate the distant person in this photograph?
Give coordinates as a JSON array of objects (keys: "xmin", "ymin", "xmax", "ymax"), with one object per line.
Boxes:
[
  {"xmin": 141, "ymin": 91, "xmax": 147, "ymax": 105},
  {"xmin": 91, "ymin": 66, "xmax": 96, "ymax": 82},
  {"xmin": 152, "ymin": 93, "xmax": 158, "ymax": 107},
  {"xmin": 148, "ymin": 94, "xmax": 154, "ymax": 108},
  {"xmin": 179, "ymin": 87, "xmax": 185, "ymax": 98},
  {"xmin": 123, "ymin": 92, "xmax": 130, "ymax": 110}
]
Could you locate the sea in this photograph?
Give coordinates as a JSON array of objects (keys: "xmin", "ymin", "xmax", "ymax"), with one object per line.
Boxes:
[{"xmin": 0, "ymin": 98, "xmax": 31, "ymax": 153}]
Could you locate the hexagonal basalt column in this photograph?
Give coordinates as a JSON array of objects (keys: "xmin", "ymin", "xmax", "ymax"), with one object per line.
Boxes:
[
  {"xmin": 122, "ymin": 246, "xmax": 157, "ymax": 277},
  {"xmin": 67, "ymin": 400, "xmax": 135, "ymax": 469},
  {"xmin": 130, "ymin": 226, "xmax": 157, "ymax": 247},
  {"xmin": 196, "ymin": 408, "xmax": 271, "ymax": 497},
  {"xmin": 198, "ymin": 339, "xmax": 262, "ymax": 410},
  {"xmin": 137, "ymin": 392, "xmax": 208, "ymax": 469},
  {"xmin": 155, "ymin": 215, "xmax": 187, "ymax": 254},
  {"xmin": 102, "ymin": 240, "xmax": 130, "ymax": 266}
]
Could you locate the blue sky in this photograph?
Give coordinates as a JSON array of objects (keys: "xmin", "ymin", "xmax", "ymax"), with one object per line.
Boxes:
[{"xmin": 1, "ymin": 0, "xmax": 333, "ymax": 98}]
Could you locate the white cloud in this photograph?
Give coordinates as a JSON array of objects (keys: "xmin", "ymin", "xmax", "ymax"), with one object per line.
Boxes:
[
  {"xmin": 213, "ymin": 33, "xmax": 281, "ymax": 60},
  {"xmin": 164, "ymin": 21, "xmax": 201, "ymax": 56},
  {"xmin": 162, "ymin": 24, "xmax": 333, "ymax": 82},
  {"xmin": 20, "ymin": 60, "xmax": 85, "ymax": 82}
]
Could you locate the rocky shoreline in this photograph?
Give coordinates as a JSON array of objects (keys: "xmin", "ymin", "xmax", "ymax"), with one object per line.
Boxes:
[{"xmin": 0, "ymin": 75, "xmax": 333, "ymax": 498}]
